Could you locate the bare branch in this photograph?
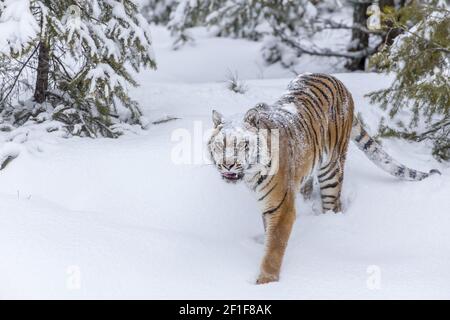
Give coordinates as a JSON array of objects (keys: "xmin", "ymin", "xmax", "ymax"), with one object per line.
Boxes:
[
  {"xmin": 317, "ymin": 19, "xmax": 385, "ymax": 36},
  {"xmin": 0, "ymin": 44, "xmax": 40, "ymax": 106},
  {"xmin": 276, "ymin": 30, "xmax": 379, "ymax": 59}
]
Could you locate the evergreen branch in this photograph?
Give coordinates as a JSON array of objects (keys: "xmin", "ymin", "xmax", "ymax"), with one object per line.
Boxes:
[{"xmin": 393, "ymin": 21, "xmax": 450, "ymax": 54}]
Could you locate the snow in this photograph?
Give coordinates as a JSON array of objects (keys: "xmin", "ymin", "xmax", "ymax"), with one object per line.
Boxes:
[
  {"xmin": 145, "ymin": 26, "xmax": 349, "ymax": 83},
  {"xmin": 0, "ymin": 0, "xmax": 39, "ymax": 53},
  {"xmin": 86, "ymin": 63, "xmax": 127, "ymax": 93},
  {"xmin": 281, "ymin": 103, "xmax": 298, "ymax": 115},
  {"xmin": 0, "ymin": 26, "xmax": 449, "ymax": 299}
]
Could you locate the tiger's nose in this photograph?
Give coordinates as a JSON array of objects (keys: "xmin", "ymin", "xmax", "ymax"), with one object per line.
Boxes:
[{"xmin": 223, "ymin": 164, "xmax": 235, "ymax": 171}]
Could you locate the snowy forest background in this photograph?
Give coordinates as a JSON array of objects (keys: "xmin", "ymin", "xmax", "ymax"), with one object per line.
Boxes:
[{"xmin": 0, "ymin": 0, "xmax": 449, "ymax": 299}]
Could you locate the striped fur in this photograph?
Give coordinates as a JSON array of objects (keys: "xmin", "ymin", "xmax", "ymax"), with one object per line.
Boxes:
[
  {"xmin": 208, "ymin": 73, "xmax": 439, "ymax": 284},
  {"xmin": 351, "ymin": 117, "xmax": 440, "ymax": 181}
]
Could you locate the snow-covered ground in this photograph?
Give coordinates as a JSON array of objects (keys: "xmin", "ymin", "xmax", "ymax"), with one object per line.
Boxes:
[{"xmin": 0, "ymin": 28, "xmax": 449, "ymax": 299}]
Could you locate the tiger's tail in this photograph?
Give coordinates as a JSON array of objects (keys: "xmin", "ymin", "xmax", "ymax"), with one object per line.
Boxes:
[{"xmin": 351, "ymin": 117, "xmax": 440, "ymax": 181}]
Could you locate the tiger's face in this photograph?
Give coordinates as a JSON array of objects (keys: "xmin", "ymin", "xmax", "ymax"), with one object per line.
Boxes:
[{"xmin": 208, "ymin": 109, "xmax": 261, "ymax": 183}]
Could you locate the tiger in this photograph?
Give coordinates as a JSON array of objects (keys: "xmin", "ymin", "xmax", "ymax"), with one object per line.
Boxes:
[{"xmin": 207, "ymin": 73, "xmax": 440, "ymax": 284}]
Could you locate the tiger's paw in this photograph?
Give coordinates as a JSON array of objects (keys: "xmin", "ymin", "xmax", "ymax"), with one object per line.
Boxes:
[{"xmin": 256, "ymin": 273, "xmax": 279, "ymax": 285}]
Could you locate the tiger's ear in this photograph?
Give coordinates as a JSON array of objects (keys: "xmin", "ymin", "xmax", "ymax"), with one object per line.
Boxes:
[
  {"xmin": 244, "ymin": 108, "xmax": 260, "ymax": 127},
  {"xmin": 212, "ymin": 110, "xmax": 224, "ymax": 128}
]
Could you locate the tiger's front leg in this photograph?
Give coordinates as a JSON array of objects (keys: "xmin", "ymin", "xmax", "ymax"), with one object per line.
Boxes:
[{"xmin": 257, "ymin": 190, "xmax": 295, "ymax": 284}]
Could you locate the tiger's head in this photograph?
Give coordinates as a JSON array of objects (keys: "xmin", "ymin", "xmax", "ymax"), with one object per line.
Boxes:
[{"xmin": 207, "ymin": 108, "xmax": 268, "ymax": 183}]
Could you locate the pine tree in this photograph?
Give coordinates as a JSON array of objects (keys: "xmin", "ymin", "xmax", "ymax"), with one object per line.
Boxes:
[
  {"xmin": 141, "ymin": 0, "xmax": 176, "ymax": 25},
  {"xmin": 168, "ymin": 1, "xmax": 390, "ymax": 70},
  {"xmin": 168, "ymin": 0, "xmax": 217, "ymax": 49},
  {"xmin": 167, "ymin": 0, "xmax": 318, "ymax": 59},
  {"xmin": 205, "ymin": 0, "xmax": 263, "ymax": 41},
  {"xmin": 345, "ymin": 0, "xmax": 402, "ymax": 70},
  {"xmin": 0, "ymin": 0, "xmax": 38, "ymax": 109},
  {"xmin": 369, "ymin": 1, "xmax": 450, "ymax": 161},
  {"xmin": 0, "ymin": 0, "xmax": 156, "ymax": 138}
]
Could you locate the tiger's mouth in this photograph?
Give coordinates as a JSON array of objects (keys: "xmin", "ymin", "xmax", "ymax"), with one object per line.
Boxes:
[{"xmin": 221, "ymin": 172, "xmax": 244, "ymax": 182}]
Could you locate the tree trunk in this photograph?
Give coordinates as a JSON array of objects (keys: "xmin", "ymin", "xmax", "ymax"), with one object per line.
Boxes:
[
  {"xmin": 33, "ymin": 41, "xmax": 50, "ymax": 104},
  {"xmin": 346, "ymin": 1, "xmax": 370, "ymax": 71}
]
